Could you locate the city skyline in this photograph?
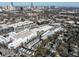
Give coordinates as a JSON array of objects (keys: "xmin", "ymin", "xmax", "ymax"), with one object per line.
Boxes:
[{"xmin": 0, "ymin": 2, "xmax": 79, "ymax": 7}]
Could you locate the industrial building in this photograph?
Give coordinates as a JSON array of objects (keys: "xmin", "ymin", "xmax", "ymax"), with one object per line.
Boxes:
[{"xmin": 0, "ymin": 2, "xmax": 79, "ymax": 57}]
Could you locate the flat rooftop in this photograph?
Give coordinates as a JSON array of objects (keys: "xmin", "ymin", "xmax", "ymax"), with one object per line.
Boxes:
[
  {"xmin": 13, "ymin": 29, "xmax": 32, "ymax": 39},
  {"xmin": 0, "ymin": 20, "xmax": 33, "ymax": 29}
]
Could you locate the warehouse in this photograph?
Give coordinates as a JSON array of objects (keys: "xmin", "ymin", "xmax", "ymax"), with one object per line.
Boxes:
[
  {"xmin": 8, "ymin": 25, "xmax": 53, "ymax": 49},
  {"xmin": 8, "ymin": 29, "xmax": 37, "ymax": 49}
]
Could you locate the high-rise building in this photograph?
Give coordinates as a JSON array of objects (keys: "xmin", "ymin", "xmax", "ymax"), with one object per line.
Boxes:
[{"xmin": 31, "ymin": 2, "xmax": 34, "ymax": 8}]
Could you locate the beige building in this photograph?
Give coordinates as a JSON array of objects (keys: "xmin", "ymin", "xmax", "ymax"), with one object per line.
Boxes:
[{"xmin": 2, "ymin": 6, "xmax": 15, "ymax": 11}]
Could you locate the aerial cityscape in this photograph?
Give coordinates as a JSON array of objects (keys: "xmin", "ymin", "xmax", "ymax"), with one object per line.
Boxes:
[{"xmin": 0, "ymin": 2, "xmax": 79, "ymax": 57}]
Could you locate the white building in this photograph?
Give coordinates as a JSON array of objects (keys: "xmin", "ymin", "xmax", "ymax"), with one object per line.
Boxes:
[
  {"xmin": 8, "ymin": 25, "xmax": 53, "ymax": 49},
  {"xmin": 8, "ymin": 29, "xmax": 37, "ymax": 49}
]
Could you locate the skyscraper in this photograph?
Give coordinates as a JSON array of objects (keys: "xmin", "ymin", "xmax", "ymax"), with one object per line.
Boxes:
[
  {"xmin": 31, "ymin": 2, "xmax": 34, "ymax": 8},
  {"xmin": 11, "ymin": 2, "xmax": 14, "ymax": 7}
]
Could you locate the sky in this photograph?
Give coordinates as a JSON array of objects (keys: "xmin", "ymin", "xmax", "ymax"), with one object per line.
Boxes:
[{"xmin": 0, "ymin": 2, "xmax": 79, "ymax": 7}]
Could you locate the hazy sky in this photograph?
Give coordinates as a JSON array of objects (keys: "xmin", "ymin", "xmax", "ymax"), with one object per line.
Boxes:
[{"xmin": 0, "ymin": 2, "xmax": 79, "ymax": 7}]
